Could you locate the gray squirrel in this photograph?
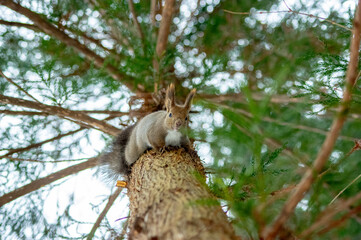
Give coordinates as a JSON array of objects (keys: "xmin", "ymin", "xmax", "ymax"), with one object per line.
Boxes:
[{"xmin": 101, "ymin": 84, "xmax": 196, "ymax": 176}]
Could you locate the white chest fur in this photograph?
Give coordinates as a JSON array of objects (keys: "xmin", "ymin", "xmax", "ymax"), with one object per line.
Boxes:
[{"xmin": 165, "ymin": 130, "xmax": 182, "ymax": 146}]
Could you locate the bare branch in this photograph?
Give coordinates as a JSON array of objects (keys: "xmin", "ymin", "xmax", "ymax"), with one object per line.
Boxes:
[
  {"xmin": 155, "ymin": 0, "xmax": 176, "ymax": 57},
  {"xmin": 0, "ymin": 127, "xmax": 84, "ymax": 160},
  {"xmin": 0, "ymin": 19, "xmax": 40, "ymax": 31},
  {"xmin": 0, "ymin": 157, "xmax": 99, "ymax": 206},
  {"xmin": 150, "ymin": 0, "xmax": 157, "ymax": 26},
  {"xmin": 263, "ymin": 3, "xmax": 361, "ymax": 239},
  {"xmin": 0, "ymin": 0, "xmax": 135, "ymax": 90},
  {"xmin": 87, "ymin": 187, "xmax": 123, "ymax": 240},
  {"xmin": 0, "ymin": 94, "xmax": 120, "ymax": 136}
]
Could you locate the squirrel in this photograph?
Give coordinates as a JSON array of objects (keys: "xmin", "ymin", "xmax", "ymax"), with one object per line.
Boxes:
[{"xmin": 100, "ymin": 84, "xmax": 196, "ymax": 177}]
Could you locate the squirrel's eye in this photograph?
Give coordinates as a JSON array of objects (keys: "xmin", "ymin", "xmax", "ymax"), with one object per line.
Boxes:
[
  {"xmin": 185, "ymin": 117, "xmax": 188, "ymax": 121},
  {"xmin": 169, "ymin": 113, "xmax": 172, "ymax": 117}
]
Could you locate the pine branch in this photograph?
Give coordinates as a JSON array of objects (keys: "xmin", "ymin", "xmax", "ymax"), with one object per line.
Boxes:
[
  {"xmin": 0, "ymin": 0, "xmax": 135, "ymax": 90},
  {"xmin": 263, "ymin": 3, "xmax": 361, "ymax": 239},
  {"xmin": 0, "ymin": 94, "xmax": 120, "ymax": 136},
  {"xmin": 0, "ymin": 110, "xmax": 130, "ymax": 117},
  {"xmin": 86, "ymin": 187, "xmax": 123, "ymax": 240},
  {"xmin": 0, "ymin": 19, "xmax": 40, "ymax": 31},
  {"xmin": 0, "ymin": 157, "xmax": 98, "ymax": 206},
  {"xmin": 0, "ymin": 127, "xmax": 84, "ymax": 160}
]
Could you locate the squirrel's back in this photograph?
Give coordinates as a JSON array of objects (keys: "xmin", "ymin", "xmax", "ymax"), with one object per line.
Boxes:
[{"xmin": 125, "ymin": 111, "xmax": 168, "ymax": 165}]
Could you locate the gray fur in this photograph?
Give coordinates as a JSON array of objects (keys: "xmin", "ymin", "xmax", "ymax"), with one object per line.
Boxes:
[
  {"xmin": 124, "ymin": 110, "xmax": 191, "ymax": 165},
  {"xmin": 100, "ymin": 124, "xmax": 136, "ymax": 176},
  {"xmin": 100, "ymin": 84, "xmax": 195, "ymax": 176}
]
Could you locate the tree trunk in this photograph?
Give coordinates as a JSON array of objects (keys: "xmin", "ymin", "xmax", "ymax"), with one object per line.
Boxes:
[{"xmin": 127, "ymin": 148, "xmax": 238, "ymax": 240}]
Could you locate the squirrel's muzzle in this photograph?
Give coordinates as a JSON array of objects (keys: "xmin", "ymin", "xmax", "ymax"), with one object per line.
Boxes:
[{"xmin": 175, "ymin": 119, "xmax": 183, "ymax": 129}]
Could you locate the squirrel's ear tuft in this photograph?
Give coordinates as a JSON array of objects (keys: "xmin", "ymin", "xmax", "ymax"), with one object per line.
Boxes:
[
  {"xmin": 165, "ymin": 84, "xmax": 175, "ymax": 110},
  {"xmin": 184, "ymin": 88, "xmax": 196, "ymax": 109}
]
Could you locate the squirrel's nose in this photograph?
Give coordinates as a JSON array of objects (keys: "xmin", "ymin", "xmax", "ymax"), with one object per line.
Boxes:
[{"xmin": 175, "ymin": 120, "xmax": 182, "ymax": 128}]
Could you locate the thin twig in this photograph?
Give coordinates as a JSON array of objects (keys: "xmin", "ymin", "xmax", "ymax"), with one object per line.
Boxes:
[
  {"xmin": 317, "ymin": 203, "xmax": 361, "ymax": 236},
  {"xmin": 128, "ymin": 0, "xmax": 145, "ymax": 42},
  {"xmin": 0, "ymin": 19, "xmax": 40, "ymax": 31},
  {"xmin": 300, "ymin": 191, "xmax": 361, "ymax": 238},
  {"xmin": 87, "ymin": 187, "xmax": 123, "ymax": 240},
  {"xmin": 223, "ymin": 8, "xmax": 352, "ymax": 32},
  {"xmin": 263, "ymin": 3, "xmax": 361, "ymax": 239},
  {"xmin": 0, "ymin": 128, "xmax": 84, "ymax": 160},
  {"xmin": 282, "ymin": 0, "xmax": 292, "ymax": 11},
  {"xmin": 7, "ymin": 156, "xmax": 89, "ymax": 163},
  {"xmin": 330, "ymin": 172, "xmax": 361, "ymax": 205},
  {"xmin": 0, "ymin": 69, "xmax": 40, "ymax": 103}
]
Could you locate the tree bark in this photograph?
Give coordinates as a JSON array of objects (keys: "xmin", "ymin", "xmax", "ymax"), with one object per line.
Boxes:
[{"xmin": 127, "ymin": 148, "xmax": 238, "ymax": 240}]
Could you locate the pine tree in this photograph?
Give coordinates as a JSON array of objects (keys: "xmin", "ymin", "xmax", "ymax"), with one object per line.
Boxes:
[{"xmin": 1, "ymin": 0, "xmax": 361, "ymax": 239}]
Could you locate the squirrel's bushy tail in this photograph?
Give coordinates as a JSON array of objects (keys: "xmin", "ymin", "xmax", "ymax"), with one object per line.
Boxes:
[{"xmin": 100, "ymin": 125, "xmax": 136, "ymax": 179}]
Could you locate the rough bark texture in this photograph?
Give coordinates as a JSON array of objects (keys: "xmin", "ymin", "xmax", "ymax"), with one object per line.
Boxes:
[{"xmin": 127, "ymin": 148, "xmax": 238, "ymax": 240}]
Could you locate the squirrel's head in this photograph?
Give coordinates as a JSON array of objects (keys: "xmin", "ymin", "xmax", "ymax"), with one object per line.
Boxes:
[{"xmin": 164, "ymin": 84, "xmax": 196, "ymax": 131}]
